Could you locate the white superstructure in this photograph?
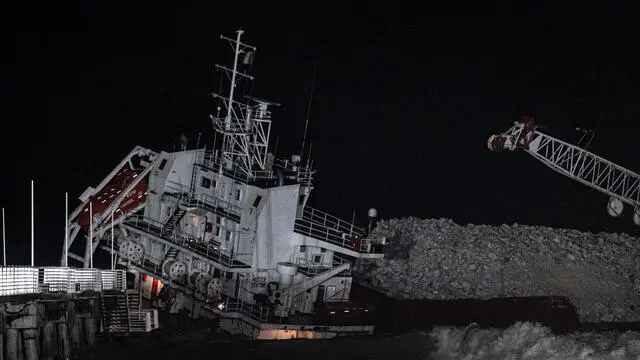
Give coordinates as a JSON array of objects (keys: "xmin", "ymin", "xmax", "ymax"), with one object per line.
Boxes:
[{"xmin": 61, "ymin": 29, "xmax": 385, "ymax": 332}]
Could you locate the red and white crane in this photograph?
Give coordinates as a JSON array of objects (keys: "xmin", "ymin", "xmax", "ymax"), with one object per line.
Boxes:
[{"xmin": 488, "ymin": 117, "xmax": 640, "ymax": 225}]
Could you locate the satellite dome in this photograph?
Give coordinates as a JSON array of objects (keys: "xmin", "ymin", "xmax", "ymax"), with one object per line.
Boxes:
[{"xmin": 368, "ymin": 208, "xmax": 378, "ymax": 218}]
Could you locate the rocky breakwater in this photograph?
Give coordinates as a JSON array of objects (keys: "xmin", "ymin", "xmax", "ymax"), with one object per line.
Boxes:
[{"xmin": 353, "ymin": 217, "xmax": 640, "ymax": 323}]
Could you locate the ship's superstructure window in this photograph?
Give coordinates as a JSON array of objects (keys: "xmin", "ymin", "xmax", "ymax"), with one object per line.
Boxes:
[
  {"xmin": 158, "ymin": 159, "xmax": 167, "ymax": 170},
  {"xmin": 201, "ymin": 176, "xmax": 211, "ymax": 188},
  {"xmin": 235, "ymin": 189, "xmax": 242, "ymax": 201},
  {"xmin": 215, "ymin": 216, "xmax": 223, "ymax": 237},
  {"xmin": 300, "ymin": 245, "xmax": 307, "ymax": 253},
  {"xmin": 253, "ymin": 195, "xmax": 262, "ymax": 207},
  {"xmin": 220, "ymin": 183, "xmax": 227, "ymax": 200}
]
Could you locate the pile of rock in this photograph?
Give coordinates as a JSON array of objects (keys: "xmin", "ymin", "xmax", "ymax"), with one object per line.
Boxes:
[{"xmin": 354, "ymin": 217, "xmax": 640, "ymax": 322}]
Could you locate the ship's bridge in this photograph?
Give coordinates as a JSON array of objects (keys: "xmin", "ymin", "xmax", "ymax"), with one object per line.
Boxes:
[{"xmin": 195, "ymin": 149, "xmax": 315, "ymax": 187}]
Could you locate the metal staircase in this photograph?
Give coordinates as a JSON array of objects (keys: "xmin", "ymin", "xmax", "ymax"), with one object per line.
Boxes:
[
  {"xmin": 101, "ymin": 289, "xmax": 155, "ymax": 333},
  {"xmin": 164, "ymin": 206, "xmax": 187, "ymax": 233},
  {"xmin": 164, "ymin": 247, "xmax": 180, "ymax": 261},
  {"xmin": 127, "ymin": 289, "xmax": 141, "ymax": 313},
  {"xmin": 163, "ymin": 180, "xmax": 242, "ymax": 222},
  {"xmin": 101, "ymin": 291, "xmax": 131, "ymax": 333}
]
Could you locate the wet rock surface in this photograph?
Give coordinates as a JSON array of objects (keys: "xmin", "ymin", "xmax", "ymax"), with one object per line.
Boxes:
[{"xmin": 354, "ymin": 217, "xmax": 640, "ymax": 323}]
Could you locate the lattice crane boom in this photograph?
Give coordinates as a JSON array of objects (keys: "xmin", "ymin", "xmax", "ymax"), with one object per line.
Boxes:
[{"xmin": 488, "ymin": 117, "xmax": 640, "ymax": 225}]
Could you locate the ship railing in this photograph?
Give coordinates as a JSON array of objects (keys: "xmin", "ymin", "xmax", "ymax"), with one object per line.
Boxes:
[
  {"xmin": 249, "ymin": 104, "xmax": 273, "ymax": 121},
  {"xmin": 293, "ymin": 257, "xmax": 331, "ymax": 277},
  {"xmin": 294, "ymin": 206, "xmax": 372, "ymax": 250},
  {"xmin": 197, "ymin": 149, "xmax": 315, "ymax": 185},
  {"xmin": 103, "ymin": 237, "xmax": 257, "ymax": 326},
  {"xmin": 102, "ymin": 240, "xmax": 264, "ymax": 323},
  {"xmin": 197, "ymin": 150, "xmax": 256, "ymax": 184},
  {"xmin": 164, "ymin": 181, "xmax": 243, "ymax": 218},
  {"xmin": 0, "ymin": 266, "xmax": 126, "ymax": 297},
  {"xmin": 332, "ymin": 253, "xmax": 353, "ymax": 275},
  {"xmin": 271, "ymin": 157, "xmax": 315, "ymax": 184},
  {"xmin": 101, "ymin": 237, "xmax": 193, "ymax": 293},
  {"xmin": 123, "ymin": 215, "xmax": 252, "ymax": 268},
  {"xmin": 212, "ymin": 118, "xmax": 252, "ymax": 135},
  {"xmin": 332, "ymin": 252, "xmax": 352, "ymax": 266},
  {"xmin": 293, "ymin": 251, "xmax": 353, "ymax": 277},
  {"xmin": 218, "ymin": 296, "xmax": 270, "ymax": 322},
  {"xmin": 128, "ymin": 308, "xmax": 160, "ymax": 332}
]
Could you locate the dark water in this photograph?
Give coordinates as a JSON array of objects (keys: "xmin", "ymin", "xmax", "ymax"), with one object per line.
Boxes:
[
  {"xmin": 79, "ymin": 284, "xmax": 639, "ymax": 359},
  {"xmin": 79, "ymin": 310, "xmax": 435, "ymax": 360}
]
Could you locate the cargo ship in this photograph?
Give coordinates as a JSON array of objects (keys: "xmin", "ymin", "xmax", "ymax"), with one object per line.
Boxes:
[{"xmin": 61, "ymin": 29, "xmax": 387, "ymax": 340}]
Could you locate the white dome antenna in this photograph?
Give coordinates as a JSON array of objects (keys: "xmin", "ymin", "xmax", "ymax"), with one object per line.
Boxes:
[{"xmin": 367, "ymin": 208, "xmax": 378, "ymax": 235}]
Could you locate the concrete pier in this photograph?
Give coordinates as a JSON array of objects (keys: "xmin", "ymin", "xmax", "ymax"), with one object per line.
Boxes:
[
  {"xmin": 58, "ymin": 322, "xmax": 71, "ymax": 359},
  {"xmin": 21, "ymin": 330, "xmax": 37, "ymax": 360},
  {"xmin": 0, "ymin": 293, "xmax": 100, "ymax": 360},
  {"xmin": 5, "ymin": 329, "xmax": 18, "ymax": 360},
  {"xmin": 41, "ymin": 322, "xmax": 56, "ymax": 360}
]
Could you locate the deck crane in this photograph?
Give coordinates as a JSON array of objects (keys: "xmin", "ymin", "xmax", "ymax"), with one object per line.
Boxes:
[{"xmin": 488, "ymin": 117, "xmax": 640, "ymax": 225}]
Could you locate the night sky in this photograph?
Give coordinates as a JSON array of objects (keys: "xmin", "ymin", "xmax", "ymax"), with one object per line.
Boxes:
[{"xmin": 6, "ymin": 3, "xmax": 640, "ymax": 266}]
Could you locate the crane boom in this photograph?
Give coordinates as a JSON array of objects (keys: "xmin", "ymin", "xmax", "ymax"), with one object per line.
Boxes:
[{"xmin": 488, "ymin": 117, "xmax": 640, "ymax": 225}]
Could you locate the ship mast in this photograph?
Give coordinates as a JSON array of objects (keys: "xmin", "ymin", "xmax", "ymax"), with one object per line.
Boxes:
[{"xmin": 211, "ymin": 29, "xmax": 272, "ymax": 178}]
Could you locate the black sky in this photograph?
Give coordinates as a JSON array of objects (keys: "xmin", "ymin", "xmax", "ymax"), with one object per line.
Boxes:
[{"xmin": 6, "ymin": 2, "xmax": 640, "ymax": 266}]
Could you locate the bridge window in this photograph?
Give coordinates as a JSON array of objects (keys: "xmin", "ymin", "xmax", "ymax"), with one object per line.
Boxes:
[
  {"xmin": 201, "ymin": 176, "xmax": 211, "ymax": 188},
  {"xmin": 158, "ymin": 159, "xmax": 167, "ymax": 170},
  {"xmin": 235, "ymin": 189, "xmax": 242, "ymax": 201}
]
